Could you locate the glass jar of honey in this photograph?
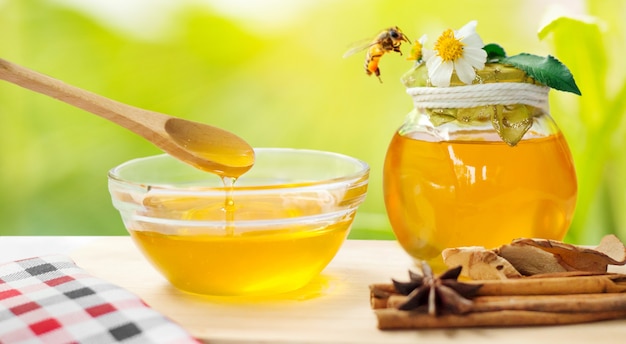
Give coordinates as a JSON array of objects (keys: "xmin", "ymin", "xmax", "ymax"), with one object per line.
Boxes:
[{"xmin": 383, "ymin": 63, "xmax": 578, "ymax": 270}]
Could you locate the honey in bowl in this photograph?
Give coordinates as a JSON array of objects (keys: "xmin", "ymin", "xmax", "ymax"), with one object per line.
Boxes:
[
  {"xmin": 129, "ymin": 222, "xmax": 351, "ymax": 296},
  {"xmin": 108, "ymin": 149, "xmax": 369, "ymax": 296},
  {"xmin": 132, "ymin": 192, "xmax": 353, "ymax": 295}
]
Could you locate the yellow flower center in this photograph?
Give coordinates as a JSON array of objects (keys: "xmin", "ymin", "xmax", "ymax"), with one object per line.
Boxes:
[
  {"xmin": 434, "ymin": 29, "xmax": 465, "ymax": 62},
  {"xmin": 407, "ymin": 40, "xmax": 423, "ymax": 61}
]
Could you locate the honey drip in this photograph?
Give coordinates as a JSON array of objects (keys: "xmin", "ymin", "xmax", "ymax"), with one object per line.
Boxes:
[{"xmin": 221, "ymin": 176, "xmax": 237, "ymax": 236}]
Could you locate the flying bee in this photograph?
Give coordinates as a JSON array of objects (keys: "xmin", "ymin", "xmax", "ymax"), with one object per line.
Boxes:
[{"xmin": 343, "ymin": 26, "xmax": 410, "ymax": 83}]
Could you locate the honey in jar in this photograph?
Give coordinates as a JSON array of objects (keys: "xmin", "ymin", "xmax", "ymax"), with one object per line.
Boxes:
[{"xmin": 383, "ymin": 64, "xmax": 578, "ymax": 270}]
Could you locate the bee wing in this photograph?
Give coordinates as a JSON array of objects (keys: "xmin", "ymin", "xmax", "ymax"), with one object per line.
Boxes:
[{"xmin": 342, "ymin": 38, "xmax": 375, "ymax": 58}]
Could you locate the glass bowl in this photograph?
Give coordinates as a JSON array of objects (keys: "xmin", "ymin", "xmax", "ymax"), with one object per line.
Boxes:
[{"xmin": 108, "ymin": 148, "xmax": 369, "ymax": 296}]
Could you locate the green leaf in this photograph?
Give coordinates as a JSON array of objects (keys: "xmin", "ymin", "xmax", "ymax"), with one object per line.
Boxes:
[
  {"xmin": 501, "ymin": 53, "xmax": 581, "ymax": 95},
  {"xmin": 538, "ymin": 16, "xmax": 605, "ymax": 126},
  {"xmin": 483, "ymin": 43, "xmax": 506, "ymax": 62}
]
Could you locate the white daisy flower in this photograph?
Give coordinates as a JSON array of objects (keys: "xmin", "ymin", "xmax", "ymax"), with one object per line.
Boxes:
[{"xmin": 424, "ymin": 20, "xmax": 487, "ymax": 87}]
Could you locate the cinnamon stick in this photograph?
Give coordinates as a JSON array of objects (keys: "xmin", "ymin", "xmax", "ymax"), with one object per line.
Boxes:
[
  {"xmin": 370, "ymin": 273, "xmax": 626, "ymax": 308},
  {"xmin": 477, "ymin": 273, "xmax": 626, "ymax": 296},
  {"xmin": 371, "ymin": 273, "xmax": 626, "ymax": 329},
  {"xmin": 384, "ymin": 293, "xmax": 626, "ymax": 313},
  {"xmin": 375, "ymin": 309, "xmax": 626, "ymax": 329}
]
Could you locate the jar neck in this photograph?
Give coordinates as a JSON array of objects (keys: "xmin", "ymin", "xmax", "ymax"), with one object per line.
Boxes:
[
  {"xmin": 400, "ymin": 63, "xmax": 553, "ymax": 146},
  {"xmin": 400, "ymin": 107, "xmax": 559, "ymax": 145}
]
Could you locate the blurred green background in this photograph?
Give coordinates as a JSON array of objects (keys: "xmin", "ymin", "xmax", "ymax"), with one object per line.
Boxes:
[{"xmin": 1, "ymin": 0, "xmax": 625, "ymax": 244}]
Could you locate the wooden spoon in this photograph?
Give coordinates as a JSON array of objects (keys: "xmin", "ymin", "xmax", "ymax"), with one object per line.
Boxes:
[{"xmin": 0, "ymin": 58, "xmax": 255, "ymax": 178}]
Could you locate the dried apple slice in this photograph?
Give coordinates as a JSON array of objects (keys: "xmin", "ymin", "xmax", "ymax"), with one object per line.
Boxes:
[
  {"xmin": 595, "ymin": 234, "xmax": 626, "ymax": 264},
  {"xmin": 495, "ymin": 242, "xmax": 568, "ymax": 275},
  {"xmin": 443, "ymin": 235, "xmax": 626, "ymax": 279},
  {"xmin": 442, "ymin": 246, "xmax": 522, "ymax": 280},
  {"xmin": 499, "ymin": 235, "xmax": 626, "ymax": 274}
]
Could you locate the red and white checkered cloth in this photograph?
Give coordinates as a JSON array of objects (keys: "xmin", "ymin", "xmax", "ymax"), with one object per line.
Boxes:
[{"xmin": 0, "ymin": 255, "xmax": 199, "ymax": 343}]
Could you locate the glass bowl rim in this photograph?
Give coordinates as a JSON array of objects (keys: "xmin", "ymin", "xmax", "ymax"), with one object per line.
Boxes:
[{"xmin": 108, "ymin": 147, "xmax": 370, "ymax": 193}]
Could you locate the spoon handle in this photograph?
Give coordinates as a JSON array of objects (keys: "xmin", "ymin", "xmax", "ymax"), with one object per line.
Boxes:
[
  {"xmin": 0, "ymin": 58, "xmax": 168, "ymax": 138},
  {"xmin": 0, "ymin": 57, "xmax": 255, "ymax": 175}
]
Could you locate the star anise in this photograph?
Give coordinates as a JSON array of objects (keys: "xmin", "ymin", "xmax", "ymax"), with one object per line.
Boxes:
[{"xmin": 392, "ymin": 262, "xmax": 483, "ymax": 316}]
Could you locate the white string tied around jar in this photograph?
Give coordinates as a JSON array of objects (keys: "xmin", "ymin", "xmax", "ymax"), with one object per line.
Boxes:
[{"xmin": 406, "ymin": 82, "xmax": 550, "ymax": 110}]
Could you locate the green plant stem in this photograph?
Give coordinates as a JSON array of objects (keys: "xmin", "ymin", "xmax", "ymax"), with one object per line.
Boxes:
[{"xmin": 567, "ymin": 80, "xmax": 626, "ymax": 243}]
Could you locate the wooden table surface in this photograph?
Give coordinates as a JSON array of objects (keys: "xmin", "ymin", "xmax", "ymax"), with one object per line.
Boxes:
[{"xmin": 63, "ymin": 237, "xmax": 626, "ymax": 343}]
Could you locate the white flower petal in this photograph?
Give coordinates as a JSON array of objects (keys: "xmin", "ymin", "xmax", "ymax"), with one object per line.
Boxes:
[
  {"xmin": 425, "ymin": 52, "xmax": 439, "ymax": 67},
  {"xmin": 429, "ymin": 60, "xmax": 454, "ymax": 87},
  {"xmin": 454, "ymin": 58, "xmax": 477, "ymax": 84},
  {"xmin": 422, "ymin": 47, "xmax": 435, "ymax": 62},
  {"xmin": 460, "ymin": 33, "xmax": 484, "ymax": 49},
  {"xmin": 423, "ymin": 20, "xmax": 488, "ymax": 88},
  {"xmin": 418, "ymin": 34, "xmax": 428, "ymax": 45},
  {"xmin": 456, "ymin": 20, "xmax": 478, "ymax": 38},
  {"xmin": 463, "ymin": 47, "xmax": 487, "ymax": 69}
]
